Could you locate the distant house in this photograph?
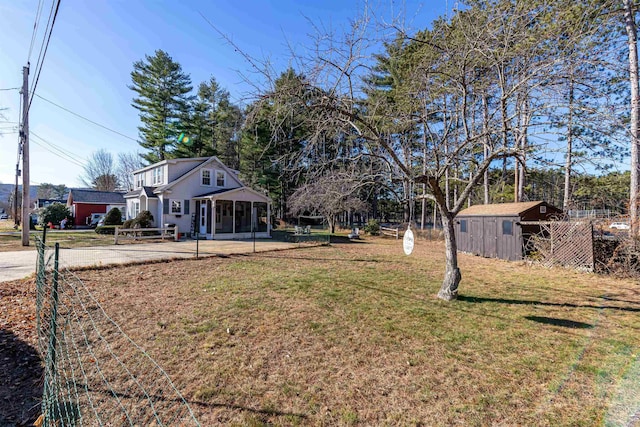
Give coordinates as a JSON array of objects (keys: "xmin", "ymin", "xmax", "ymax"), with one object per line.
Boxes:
[
  {"xmin": 35, "ymin": 198, "xmax": 67, "ymax": 223},
  {"xmin": 35, "ymin": 198, "xmax": 66, "ymax": 209},
  {"xmin": 124, "ymin": 156, "xmax": 271, "ymax": 239},
  {"xmin": 455, "ymin": 201, "xmax": 562, "ymax": 261},
  {"xmin": 67, "ymin": 189, "xmax": 126, "ymax": 226}
]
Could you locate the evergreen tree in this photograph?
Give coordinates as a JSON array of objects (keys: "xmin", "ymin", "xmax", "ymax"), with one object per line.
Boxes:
[{"xmin": 130, "ymin": 50, "xmax": 193, "ymax": 163}]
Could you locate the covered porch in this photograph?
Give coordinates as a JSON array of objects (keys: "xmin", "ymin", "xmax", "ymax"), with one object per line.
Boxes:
[{"xmin": 193, "ymin": 188, "xmax": 271, "ymax": 240}]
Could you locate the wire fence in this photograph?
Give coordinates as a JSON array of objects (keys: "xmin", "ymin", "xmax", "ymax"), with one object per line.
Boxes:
[{"xmin": 34, "ymin": 236, "xmax": 201, "ymax": 426}]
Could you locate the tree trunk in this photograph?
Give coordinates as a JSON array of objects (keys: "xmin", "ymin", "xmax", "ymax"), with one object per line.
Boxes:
[
  {"xmin": 437, "ymin": 212, "xmax": 461, "ymax": 301},
  {"xmin": 563, "ymin": 80, "xmax": 574, "ymax": 212},
  {"xmin": 482, "ymin": 95, "xmax": 490, "ymax": 204},
  {"xmin": 624, "ymin": 0, "xmax": 640, "ymax": 236}
]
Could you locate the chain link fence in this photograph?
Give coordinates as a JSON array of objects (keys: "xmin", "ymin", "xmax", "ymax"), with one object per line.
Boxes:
[{"xmin": 34, "ymin": 236, "xmax": 200, "ymax": 426}]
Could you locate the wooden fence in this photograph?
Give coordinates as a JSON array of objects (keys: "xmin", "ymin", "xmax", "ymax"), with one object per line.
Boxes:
[
  {"xmin": 380, "ymin": 226, "xmax": 400, "ymax": 239},
  {"xmin": 114, "ymin": 226, "xmax": 179, "ymax": 244},
  {"xmin": 524, "ymin": 221, "xmax": 594, "ymax": 272}
]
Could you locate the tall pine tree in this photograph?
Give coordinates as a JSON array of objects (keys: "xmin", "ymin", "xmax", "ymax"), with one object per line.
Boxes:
[{"xmin": 130, "ymin": 50, "xmax": 193, "ymax": 163}]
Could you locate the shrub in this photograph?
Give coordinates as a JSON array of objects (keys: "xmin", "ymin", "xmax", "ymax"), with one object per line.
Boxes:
[
  {"xmin": 134, "ymin": 210, "xmax": 154, "ymax": 228},
  {"xmin": 95, "ymin": 225, "xmax": 117, "ymax": 235},
  {"xmin": 122, "ymin": 219, "xmax": 134, "ymax": 229},
  {"xmin": 364, "ymin": 219, "xmax": 380, "ymax": 236},
  {"xmin": 39, "ymin": 203, "xmax": 71, "ymax": 227},
  {"xmin": 104, "ymin": 207, "xmax": 123, "ymax": 226}
]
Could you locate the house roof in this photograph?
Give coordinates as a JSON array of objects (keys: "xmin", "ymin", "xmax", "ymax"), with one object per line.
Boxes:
[
  {"xmin": 458, "ymin": 201, "xmax": 551, "ymax": 217},
  {"xmin": 124, "ymin": 186, "xmax": 158, "ymax": 199},
  {"xmin": 68, "ymin": 189, "xmax": 125, "ymax": 204},
  {"xmin": 132, "ymin": 157, "xmax": 212, "ymax": 174},
  {"xmin": 195, "ymin": 186, "xmax": 271, "ymax": 202}
]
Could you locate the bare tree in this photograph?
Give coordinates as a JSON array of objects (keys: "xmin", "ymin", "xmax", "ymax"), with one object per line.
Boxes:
[
  {"xmin": 288, "ymin": 171, "xmax": 369, "ymax": 233},
  {"xmin": 251, "ymin": 2, "xmax": 575, "ymax": 300},
  {"xmin": 80, "ymin": 149, "xmax": 119, "ymax": 191},
  {"xmin": 117, "ymin": 152, "xmax": 144, "ymax": 191}
]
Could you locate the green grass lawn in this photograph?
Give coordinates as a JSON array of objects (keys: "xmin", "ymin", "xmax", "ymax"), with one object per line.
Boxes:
[{"xmin": 72, "ymin": 238, "xmax": 640, "ymax": 425}]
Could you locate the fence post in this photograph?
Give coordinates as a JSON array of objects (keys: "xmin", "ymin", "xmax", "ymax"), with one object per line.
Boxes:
[
  {"xmin": 43, "ymin": 224, "xmax": 47, "ymax": 245},
  {"xmin": 43, "ymin": 243, "xmax": 60, "ymax": 422},
  {"xmin": 114, "ymin": 227, "xmax": 119, "ymax": 245},
  {"xmin": 196, "ymin": 232, "xmax": 199, "ymax": 259},
  {"xmin": 36, "ymin": 237, "xmax": 45, "ymax": 345},
  {"xmin": 174, "ymin": 225, "xmax": 179, "ymax": 242}
]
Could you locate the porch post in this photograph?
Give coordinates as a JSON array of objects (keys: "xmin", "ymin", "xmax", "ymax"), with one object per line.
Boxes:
[
  {"xmin": 232, "ymin": 200, "xmax": 236, "ymax": 234},
  {"xmin": 212, "ymin": 200, "xmax": 216, "ymax": 239},
  {"xmin": 267, "ymin": 202, "xmax": 272, "ymax": 236},
  {"xmin": 251, "ymin": 202, "xmax": 255, "ymax": 232}
]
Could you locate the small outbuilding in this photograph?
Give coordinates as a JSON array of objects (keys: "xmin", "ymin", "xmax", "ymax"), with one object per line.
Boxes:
[{"xmin": 455, "ymin": 201, "xmax": 562, "ymax": 261}]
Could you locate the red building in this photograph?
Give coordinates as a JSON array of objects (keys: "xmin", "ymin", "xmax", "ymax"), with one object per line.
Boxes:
[{"xmin": 67, "ymin": 189, "xmax": 126, "ymax": 226}]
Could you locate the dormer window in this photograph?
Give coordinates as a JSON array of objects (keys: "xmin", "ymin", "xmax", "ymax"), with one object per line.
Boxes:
[
  {"xmin": 201, "ymin": 169, "xmax": 212, "ymax": 186},
  {"xmin": 152, "ymin": 167, "xmax": 164, "ymax": 185},
  {"xmin": 216, "ymin": 170, "xmax": 225, "ymax": 187}
]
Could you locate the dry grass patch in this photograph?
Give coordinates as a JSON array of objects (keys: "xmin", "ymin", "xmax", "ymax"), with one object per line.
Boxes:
[
  {"xmin": 70, "ymin": 238, "xmax": 640, "ymax": 426},
  {"xmin": 0, "ymin": 231, "xmax": 116, "ymax": 252}
]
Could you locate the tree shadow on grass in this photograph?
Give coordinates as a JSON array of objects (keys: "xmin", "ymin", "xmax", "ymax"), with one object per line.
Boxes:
[
  {"xmin": 80, "ymin": 385, "xmax": 308, "ymax": 422},
  {"xmin": 0, "ymin": 329, "xmax": 42, "ymax": 426},
  {"xmin": 524, "ymin": 316, "xmax": 593, "ymax": 329},
  {"xmin": 457, "ymin": 295, "xmax": 640, "ymax": 313}
]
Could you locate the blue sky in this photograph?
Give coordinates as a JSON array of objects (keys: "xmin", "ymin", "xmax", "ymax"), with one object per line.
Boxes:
[{"xmin": 0, "ymin": 0, "xmax": 451, "ymax": 188}]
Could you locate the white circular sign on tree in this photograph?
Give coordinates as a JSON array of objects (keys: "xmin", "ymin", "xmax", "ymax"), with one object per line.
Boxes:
[{"xmin": 403, "ymin": 227, "xmax": 415, "ymax": 255}]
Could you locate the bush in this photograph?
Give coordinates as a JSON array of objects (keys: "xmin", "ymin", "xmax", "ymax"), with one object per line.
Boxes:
[
  {"xmin": 39, "ymin": 203, "xmax": 71, "ymax": 227},
  {"xmin": 364, "ymin": 219, "xmax": 380, "ymax": 236},
  {"xmin": 122, "ymin": 211, "xmax": 154, "ymax": 230},
  {"xmin": 95, "ymin": 225, "xmax": 117, "ymax": 235},
  {"xmin": 134, "ymin": 210, "xmax": 154, "ymax": 228},
  {"xmin": 104, "ymin": 207, "xmax": 123, "ymax": 226}
]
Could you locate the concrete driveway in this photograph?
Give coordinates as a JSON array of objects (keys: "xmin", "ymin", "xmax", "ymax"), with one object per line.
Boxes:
[{"xmin": 0, "ymin": 239, "xmax": 300, "ymax": 283}]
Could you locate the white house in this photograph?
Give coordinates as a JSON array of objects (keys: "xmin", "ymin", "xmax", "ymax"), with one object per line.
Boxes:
[{"xmin": 124, "ymin": 157, "xmax": 271, "ymax": 239}]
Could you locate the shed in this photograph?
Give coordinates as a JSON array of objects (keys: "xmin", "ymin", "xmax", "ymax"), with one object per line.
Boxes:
[{"xmin": 455, "ymin": 201, "xmax": 562, "ymax": 261}]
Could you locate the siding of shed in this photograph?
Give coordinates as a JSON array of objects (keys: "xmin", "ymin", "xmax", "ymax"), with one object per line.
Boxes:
[{"xmin": 456, "ymin": 215, "xmax": 523, "ymax": 261}]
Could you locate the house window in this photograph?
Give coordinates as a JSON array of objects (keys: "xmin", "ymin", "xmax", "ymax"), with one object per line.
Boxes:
[
  {"xmin": 540, "ymin": 205, "xmax": 547, "ymax": 214},
  {"xmin": 201, "ymin": 169, "xmax": 212, "ymax": 186},
  {"xmin": 502, "ymin": 220, "xmax": 513, "ymax": 235},
  {"xmin": 152, "ymin": 167, "xmax": 164, "ymax": 185},
  {"xmin": 460, "ymin": 219, "xmax": 467, "ymax": 233},
  {"xmin": 171, "ymin": 200, "xmax": 183, "ymax": 215},
  {"xmin": 131, "ymin": 201, "xmax": 140, "ymax": 219},
  {"xmin": 135, "ymin": 174, "xmax": 144, "ymax": 189},
  {"xmin": 216, "ymin": 171, "xmax": 225, "ymax": 187}
]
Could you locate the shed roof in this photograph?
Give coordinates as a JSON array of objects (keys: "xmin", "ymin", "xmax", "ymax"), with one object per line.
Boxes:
[
  {"xmin": 68, "ymin": 189, "xmax": 125, "ymax": 204},
  {"xmin": 458, "ymin": 201, "xmax": 548, "ymax": 217}
]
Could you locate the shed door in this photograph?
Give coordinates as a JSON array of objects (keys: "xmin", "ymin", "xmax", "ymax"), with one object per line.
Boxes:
[
  {"xmin": 484, "ymin": 218, "xmax": 497, "ymax": 258},
  {"xmin": 470, "ymin": 219, "xmax": 484, "ymax": 256}
]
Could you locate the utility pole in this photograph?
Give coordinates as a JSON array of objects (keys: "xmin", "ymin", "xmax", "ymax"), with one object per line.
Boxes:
[
  {"xmin": 13, "ymin": 162, "xmax": 19, "ymax": 227},
  {"xmin": 21, "ymin": 64, "xmax": 30, "ymax": 246}
]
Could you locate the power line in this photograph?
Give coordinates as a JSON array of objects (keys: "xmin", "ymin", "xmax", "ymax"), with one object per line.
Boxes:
[
  {"xmin": 29, "ymin": 0, "xmax": 56, "ymax": 96},
  {"xmin": 30, "ymin": 138, "xmax": 85, "ymax": 169},
  {"xmin": 30, "ymin": 131, "xmax": 87, "ymax": 168},
  {"xmin": 28, "ymin": 0, "xmax": 61, "ymax": 112},
  {"xmin": 34, "ymin": 94, "xmax": 139, "ymax": 142},
  {"xmin": 0, "ymin": 87, "xmax": 20, "ymax": 91},
  {"xmin": 28, "ymin": 0, "xmax": 45, "ymax": 62},
  {"xmin": 30, "ymin": 131, "xmax": 86, "ymax": 166}
]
